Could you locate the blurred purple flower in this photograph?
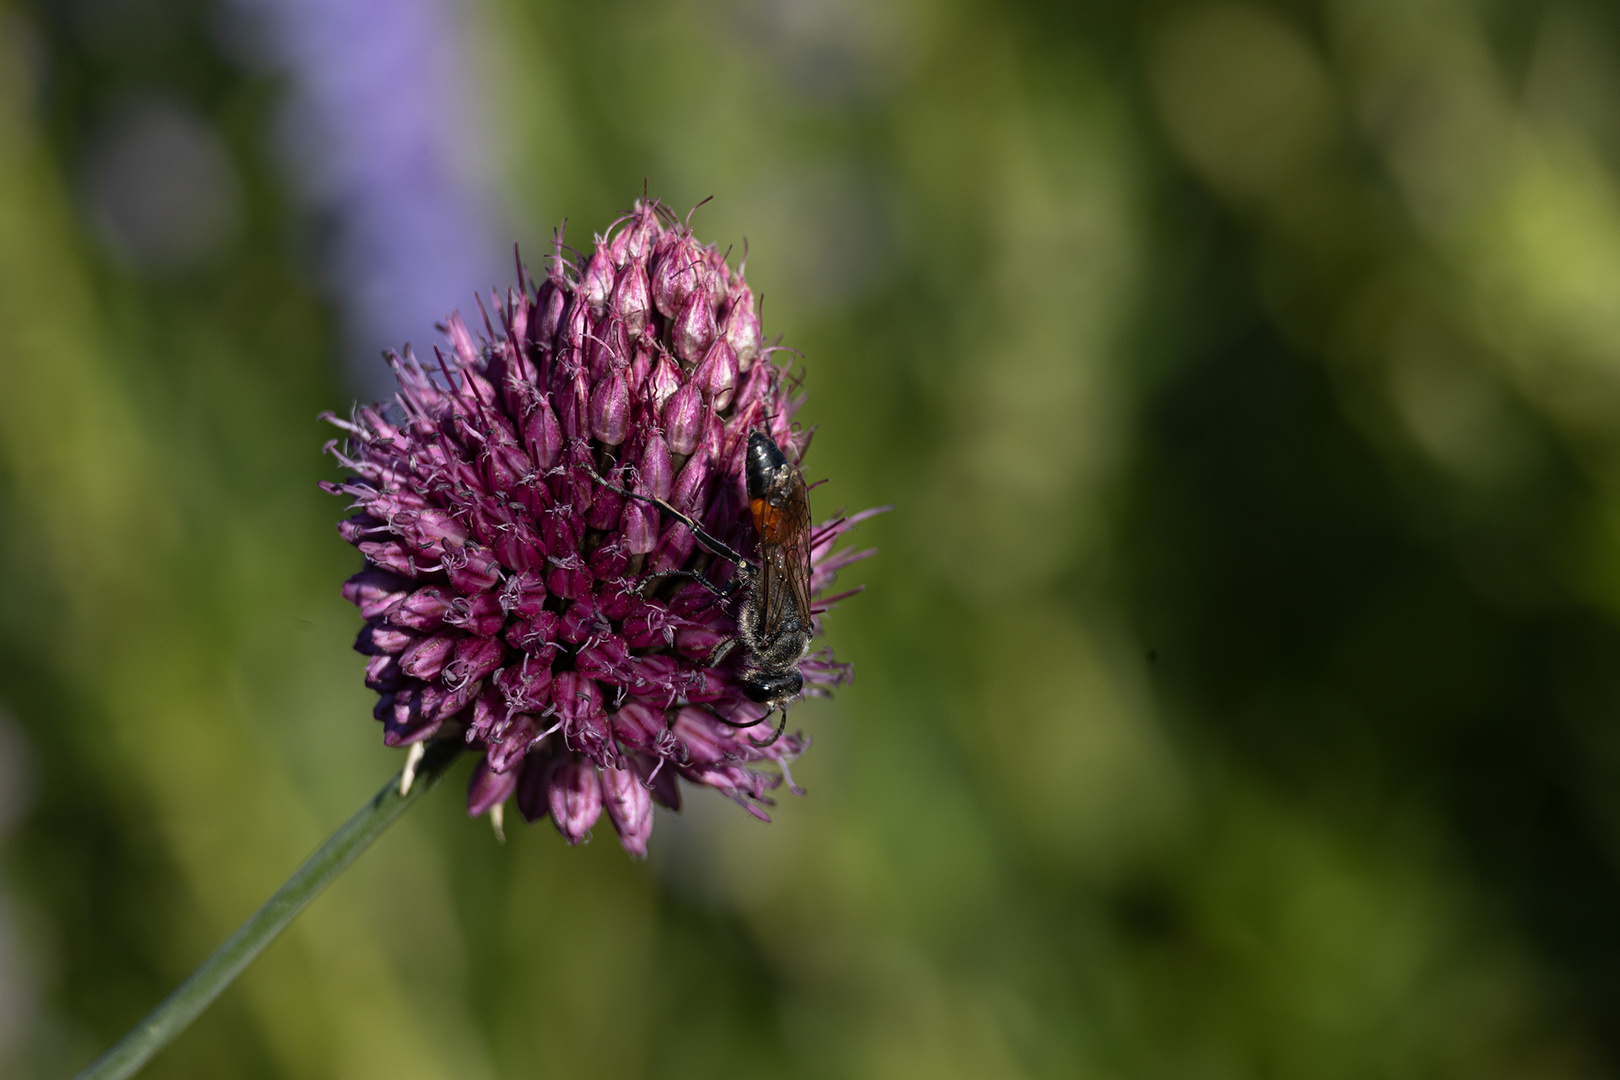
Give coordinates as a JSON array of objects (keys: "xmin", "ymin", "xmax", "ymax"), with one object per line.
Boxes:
[
  {"xmin": 323, "ymin": 200, "xmax": 882, "ymax": 855},
  {"xmin": 228, "ymin": 0, "xmax": 505, "ymax": 396}
]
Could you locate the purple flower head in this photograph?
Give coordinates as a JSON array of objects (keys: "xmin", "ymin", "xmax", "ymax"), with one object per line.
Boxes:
[{"xmin": 323, "ymin": 198, "xmax": 883, "ymax": 855}]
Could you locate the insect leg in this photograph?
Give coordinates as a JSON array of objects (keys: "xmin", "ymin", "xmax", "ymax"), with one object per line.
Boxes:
[
  {"xmin": 641, "ymin": 568, "xmax": 737, "ymax": 600},
  {"xmin": 706, "ymin": 637, "xmax": 739, "ymax": 666},
  {"xmin": 586, "ymin": 467, "xmax": 754, "ymax": 569}
]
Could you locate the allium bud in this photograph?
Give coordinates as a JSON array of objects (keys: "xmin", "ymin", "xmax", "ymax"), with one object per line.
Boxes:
[
  {"xmin": 612, "ymin": 260, "xmax": 652, "ymax": 336},
  {"xmin": 669, "ymin": 447, "xmax": 713, "ymax": 515},
  {"xmin": 647, "ymin": 350, "xmax": 683, "ymax": 409},
  {"xmin": 602, "ymin": 765, "xmax": 653, "ymax": 856},
  {"xmin": 621, "ymin": 501, "xmax": 660, "ymax": 554},
  {"xmin": 672, "ymin": 289, "xmax": 717, "ymax": 365},
  {"xmin": 608, "ymin": 207, "xmax": 657, "ymax": 266},
  {"xmin": 524, "ymin": 395, "xmax": 563, "ymax": 471},
  {"xmin": 323, "ymin": 197, "xmax": 884, "ymax": 856},
  {"xmin": 651, "ymin": 232, "xmax": 703, "ymax": 318},
  {"xmin": 581, "ymin": 249, "xmax": 615, "ymax": 314},
  {"xmin": 587, "ymin": 316, "xmax": 630, "ymax": 380},
  {"xmin": 399, "ymin": 633, "xmax": 457, "ymax": 680},
  {"xmin": 693, "ymin": 340, "xmax": 738, "ymax": 409},
  {"xmin": 343, "ymin": 569, "xmax": 410, "ymax": 619},
  {"xmin": 536, "ymin": 279, "xmax": 566, "ymax": 347},
  {"xmin": 636, "ymin": 433, "xmax": 674, "ymax": 499},
  {"xmin": 467, "ymin": 756, "xmax": 519, "ymax": 817},
  {"xmin": 546, "ymin": 757, "xmax": 603, "ymax": 843},
  {"xmin": 720, "ymin": 279, "xmax": 763, "ymax": 371},
  {"xmin": 663, "ymin": 383, "xmax": 705, "ymax": 455},
  {"xmin": 589, "ymin": 370, "xmax": 630, "ymax": 445}
]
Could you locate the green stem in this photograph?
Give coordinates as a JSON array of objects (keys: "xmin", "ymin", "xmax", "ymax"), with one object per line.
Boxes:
[{"xmin": 73, "ymin": 739, "xmax": 464, "ymax": 1080}]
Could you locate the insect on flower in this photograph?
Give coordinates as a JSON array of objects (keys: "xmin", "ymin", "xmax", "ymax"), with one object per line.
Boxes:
[
  {"xmin": 325, "ymin": 195, "xmax": 889, "ymax": 853},
  {"xmin": 591, "ymin": 430, "xmax": 814, "ymax": 748}
]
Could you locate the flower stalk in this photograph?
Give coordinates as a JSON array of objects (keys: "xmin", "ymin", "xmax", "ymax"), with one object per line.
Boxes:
[{"xmin": 72, "ymin": 740, "xmax": 464, "ymax": 1080}]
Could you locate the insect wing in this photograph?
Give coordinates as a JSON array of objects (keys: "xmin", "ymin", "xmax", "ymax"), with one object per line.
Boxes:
[
  {"xmin": 756, "ymin": 466, "xmax": 814, "ymax": 637},
  {"xmin": 784, "ymin": 468, "xmax": 814, "ymax": 620}
]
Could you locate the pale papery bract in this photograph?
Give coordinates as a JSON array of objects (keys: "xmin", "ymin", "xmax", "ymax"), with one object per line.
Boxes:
[{"xmin": 322, "ymin": 198, "xmax": 881, "ymax": 854}]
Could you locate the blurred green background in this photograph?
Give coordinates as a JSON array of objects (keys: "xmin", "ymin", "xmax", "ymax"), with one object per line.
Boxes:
[{"xmin": 5, "ymin": 0, "xmax": 1620, "ymax": 1076}]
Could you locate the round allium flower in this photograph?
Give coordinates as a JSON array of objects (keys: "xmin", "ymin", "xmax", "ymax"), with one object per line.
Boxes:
[{"xmin": 322, "ymin": 198, "xmax": 881, "ymax": 855}]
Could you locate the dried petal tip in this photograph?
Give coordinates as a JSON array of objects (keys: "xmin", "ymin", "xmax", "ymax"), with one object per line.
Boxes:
[{"xmin": 323, "ymin": 194, "xmax": 884, "ymax": 855}]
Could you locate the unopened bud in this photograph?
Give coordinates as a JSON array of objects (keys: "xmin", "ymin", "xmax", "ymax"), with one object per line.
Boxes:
[
  {"xmin": 589, "ymin": 316, "xmax": 631, "ymax": 380},
  {"xmin": 608, "ymin": 202, "xmax": 659, "ymax": 265},
  {"xmin": 552, "ymin": 670, "xmax": 606, "ymax": 740},
  {"xmin": 733, "ymin": 357, "xmax": 775, "ymax": 414},
  {"xmin": 524, "ymin": 395, "xmax": 563, "ymax": 471},
  {"xmin": 611, "ymin": 261, "xmax": 652, "ymax": 336},
  {"xmin": 400, "ymin": 632, "xmax": 458, "ymax": 680},
  {"xmin": 360, "ymin": 622, "xmax": 414, "ymax": 655},
  {"xmin": 467, "ymin": 755, "xmax": 520, "ymax": 817},
  {"xmin": 549, "ymin": 756, "xmax": 603, "ymax": 844},
  {"xmin": 672, "ymin": 289, "xmax": 717, "ymax": 364},
  {"xmin": 636, "ymin": 433, "xmax": 674, "ymax": 499},
  {"xmin": 342, "ymin": 569, "xmax": 411, "ymax": 619},
  {"xmin": 647, "ymin": 350, "xmax": 683, "ymax": 409},
  {"xmin": 556, "ymin": 367, "xmax": 589, "ymax": 440},
  {"xmin": 651, "ymin": 233, "xmax": 702, "ymax": 318},
  {"xmin": 535, "ymin": 279, "xmax": 566, "ymax": 351},
  {"xmin": 670, "ymin": 447, "xmax": 712, "ymax": 514},
  {"xmin": 698, "ymin": 408, "xmax": 724, "ymax": 461},
  {"xmin": 693, "ymin": 340, "xmax": 738, "ymax": 409},
  {"xmin": 663, "ymin": 383, "xmax": 704, "ymax": 455},
  {"xmin": 589, "ymin": 371, "xmax": 630, "ymax": 445},
  {"xmin": 720, "ymin": 281, "xmax": 763, "ymax": 369},
  {"xmin": 366, "ymin": 653, "xmax": 405, "ymax": 692},
  {"xmin": 620, "ymin": 501, "xmax": 660, "ymax": 554},
  {"xmin": 629, "ymin": 341, "xmax": 653, "ymax": 394},
  {"xmin": 581, "ymin": 249, "xmax": 614, "ymax": 313},
  {"xmin": 602, "ymin": 765, "xmax": 653, "ymax": 857}
]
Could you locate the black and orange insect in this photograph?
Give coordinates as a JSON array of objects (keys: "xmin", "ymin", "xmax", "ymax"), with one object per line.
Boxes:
[{"xmin": 591, "ymin": 430, "xmax": 814, "ymax": 747}]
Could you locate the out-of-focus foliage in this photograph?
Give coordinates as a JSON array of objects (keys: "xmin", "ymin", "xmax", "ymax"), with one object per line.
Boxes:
[{"xmin": 4, "ymin": 0, "xmax": 1620, "ymax": 1076}]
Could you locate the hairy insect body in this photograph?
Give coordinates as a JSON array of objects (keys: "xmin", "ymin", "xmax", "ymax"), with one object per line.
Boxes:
[
  {"xmin": 732, "ymin": 432, "xmax": 814, "ymax": 711},
  {"xmin": 733, "ymin": 601, "xmax": 809, "ymax": 703}
]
